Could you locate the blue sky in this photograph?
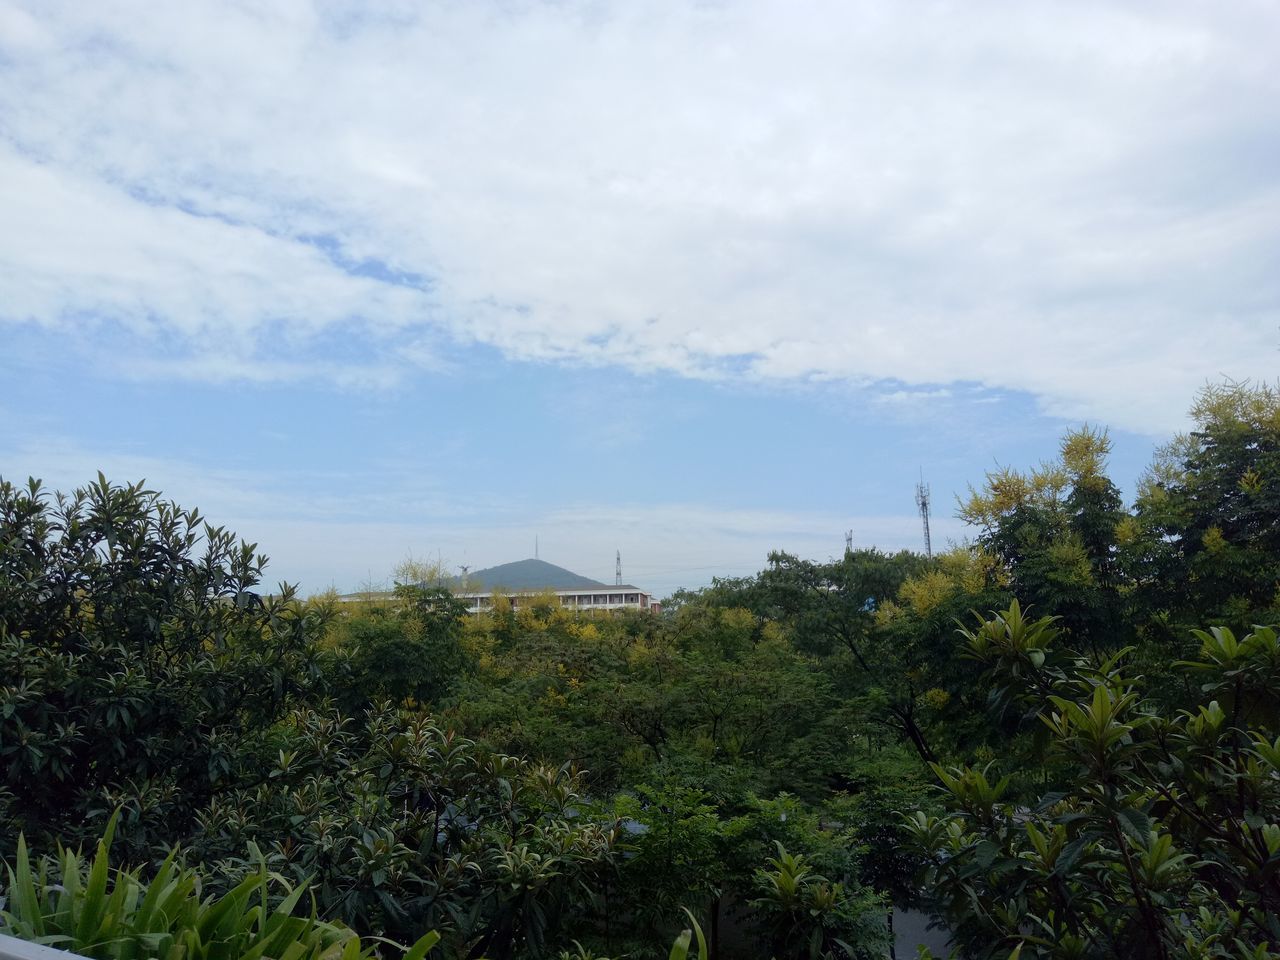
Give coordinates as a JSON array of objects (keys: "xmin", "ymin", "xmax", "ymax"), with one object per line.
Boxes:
[{"xmin": 1, "ymin": 1, "xmax": 1276, "ymax": 596}]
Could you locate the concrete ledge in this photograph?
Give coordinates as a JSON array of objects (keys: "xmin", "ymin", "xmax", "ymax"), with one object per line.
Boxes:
[{"xmin": 0, "ymin": 934, "xmax": 88, "ymax": 960}]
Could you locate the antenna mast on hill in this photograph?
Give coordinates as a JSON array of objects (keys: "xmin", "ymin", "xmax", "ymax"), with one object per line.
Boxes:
[
  {"xmin": 844, "ymin": 529, "xmax": 853, "ymax": 556},
  {"xmin": 616, "ymin": 550, "xmax": 622, "ymax": 586},
  {"xmin": 915, "ymin": 473, "xmax": 933, "ymax": 559}
]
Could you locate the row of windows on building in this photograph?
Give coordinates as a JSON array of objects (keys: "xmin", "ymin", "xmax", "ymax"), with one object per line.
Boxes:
[
  {"xmin": 462, "ymin": 592, "xmax": 647, "ymax": 609},
  {"xmin": 566, "ymin": 593, "xmax": 643, "ymax": 605}
]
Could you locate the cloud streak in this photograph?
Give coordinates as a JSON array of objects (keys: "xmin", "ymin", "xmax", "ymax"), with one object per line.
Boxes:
[{"xmin": 1, "ymin": 0, "xmax": 1276, "ymax": 433}]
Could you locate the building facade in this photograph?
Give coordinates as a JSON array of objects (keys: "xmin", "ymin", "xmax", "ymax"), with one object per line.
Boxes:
[{"xmin": 457, "ymin": 586, "xmax": 660, "ymax": 614}]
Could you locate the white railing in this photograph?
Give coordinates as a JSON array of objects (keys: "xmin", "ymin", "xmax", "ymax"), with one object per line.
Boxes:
[{"xmin": 0, "ymin": 935, "xmax": 84, "ymax": 960}]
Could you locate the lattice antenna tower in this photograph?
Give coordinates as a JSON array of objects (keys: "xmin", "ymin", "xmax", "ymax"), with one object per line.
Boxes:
[
  {"xmin": 915, "ymin": 474, "xmax": 933, "ymax": 559},
  {"xmin": 844, "ymin": 529, "xmax": 853, "ymax": 556},
  {"xmin": 616, "ymin": 550, "xmax": 622, "ymax": 586}
]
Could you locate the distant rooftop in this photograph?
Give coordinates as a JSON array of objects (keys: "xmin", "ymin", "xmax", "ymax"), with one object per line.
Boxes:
[{"xmin": 455, "ymin": 558, "xmax": 613, "ymax": 592}]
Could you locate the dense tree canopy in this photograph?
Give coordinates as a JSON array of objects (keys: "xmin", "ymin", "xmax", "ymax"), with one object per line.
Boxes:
[
  {"xmin": 1129, "ymin": 381, "xmax": 1280, "ymax": 640},
  {"xmin": 2, "ymin": 380, "xmax": 1278, "ymax": 960},
  {"xmin": 0, "ymin": 475, "xmax": 326, "ymax": 856}
]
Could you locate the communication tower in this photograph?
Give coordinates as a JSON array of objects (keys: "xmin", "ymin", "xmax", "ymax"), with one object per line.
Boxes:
[
  {"xmin": 616, "ymin": 550, "xmax": 622, "ymax": 586},
  {"xmin": 915, "ymin": 475, "xmax": 933, "ymax": 559}
]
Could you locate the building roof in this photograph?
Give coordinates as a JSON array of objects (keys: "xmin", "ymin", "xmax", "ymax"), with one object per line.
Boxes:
[{"xmin": 456, "ymin": 558, "xmax": 611, "ymax": 592}]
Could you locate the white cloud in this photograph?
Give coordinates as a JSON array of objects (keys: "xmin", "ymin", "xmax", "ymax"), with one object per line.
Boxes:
[{"xmin": 1, "ymin": 0, "xmax": 1277, "ymax": 433}]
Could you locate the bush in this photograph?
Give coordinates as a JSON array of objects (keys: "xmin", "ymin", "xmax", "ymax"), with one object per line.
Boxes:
[
  {"xmin": 0, "ymin": 476, "xmax": 328, "ymax": 859},
  {"xmin": 907, "ymin": 604, "xmax": 1280, "ymax": 959},
  {"xmin": 188, "ymin": 704, "xmax": 619, "ymax": 955},
  {"xmin": 0, "ymin": 814, "xmax": 439, "ymax": 960}
]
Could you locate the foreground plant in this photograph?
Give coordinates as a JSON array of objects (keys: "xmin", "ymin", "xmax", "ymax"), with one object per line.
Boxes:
[
  {"xmin": 907, "ymin": 607, "xmax": 1280, "ymax": 959},
  {"xmin": 750, "ymin": 843, "xmax": 887, "ymax": 960},
  {"xmin": 0, "ymin": 815, "xmax": 717, "ymax": 960},
  {"xmin": 0, "ymin": 815, "xmax": 439, "ymax": 960}
]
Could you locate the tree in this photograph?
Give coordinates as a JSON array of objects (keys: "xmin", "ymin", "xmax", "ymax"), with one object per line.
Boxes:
[
  {"xmin": 326, "ymin": 583, "xmax": 470, "ymax": 711},
  {"xmin": 703, "ymin": 549, "xmax": 956, "ymax": 766},
  {"xmin": 959, "ymin": 426, "xmax": 1128, "ymax": 655},
  {"xmin": 0, "ymin": 475, "xmax": 327, "ymax": 858},
  {"xmin": 1129, "ymin": 380, "xmax": 1280, "ymax": 639}
]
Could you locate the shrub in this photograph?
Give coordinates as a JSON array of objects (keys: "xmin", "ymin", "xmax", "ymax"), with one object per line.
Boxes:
[
  {"xmin": 0, "ymin": 476, "xmax": 328, "ymax": 859},
  {"xmin": 0, "ymin": 815, "xmax": 439, "ymax": 960},
  {"xmin": 907, "ymin": 605, "xmax": 1280, "ymax": 959}
]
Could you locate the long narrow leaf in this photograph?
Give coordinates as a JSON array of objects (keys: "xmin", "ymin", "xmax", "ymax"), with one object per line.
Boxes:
[{"xmin": 11, "ymin": 836, "xmax": 45, "ymax": 937}]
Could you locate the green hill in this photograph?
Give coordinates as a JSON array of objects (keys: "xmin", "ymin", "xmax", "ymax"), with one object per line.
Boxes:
[{"xmin": 457, "ymin": 558, "xmax": 609, "ymax": 591}]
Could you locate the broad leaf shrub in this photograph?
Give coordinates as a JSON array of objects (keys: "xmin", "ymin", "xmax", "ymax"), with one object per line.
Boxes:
[
  {"xmin": 607, "ymin": 785, "xmax": 889, "ymax": 959},
  {"xmin": 0, "ymin": 818, "xmax": 715, "ymax": 960},
  {"xmin": 322, "ymin": 584, "xmax": 471, "ymax": 714},
  {"xmin": 188, "ymin": 705, "xmax": 618, "ymax": 957},
  {"xmin": 552, "ymin": 910, "xmax": 710, "ymax": 960},
  {"xmin": 0, "ymin": 476, "xmax": 623, "ymax": 958},
  {"xmin": 0, "ymin": 815, "xmax": 440, "ymax": 960},
  {"xmin": 906, "ymin": 605, "xmax": 1280, "ymax": 960},
  {"xmin": 749, "ymin": 842, "xmax": 887, "ymax": 960},
  {"xmin": 0, "ymin": 476, "xmax": 328, "ymax": 860}
]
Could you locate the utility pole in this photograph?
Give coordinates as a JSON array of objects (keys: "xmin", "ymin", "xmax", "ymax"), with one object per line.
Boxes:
[{"xmin": 915, "ymin": 474, "xmax": 933, "ymax": 559}]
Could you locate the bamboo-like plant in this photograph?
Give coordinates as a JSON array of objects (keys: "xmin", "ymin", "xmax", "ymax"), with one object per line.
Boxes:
[{"xmin": 0, "ymin": 815, "xmax": 439, "ymax": 960}]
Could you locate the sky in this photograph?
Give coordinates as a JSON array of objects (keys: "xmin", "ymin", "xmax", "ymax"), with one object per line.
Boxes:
[{"xmin": 1, "ymin": 0, "xmax": 1277, "ymax": 597}]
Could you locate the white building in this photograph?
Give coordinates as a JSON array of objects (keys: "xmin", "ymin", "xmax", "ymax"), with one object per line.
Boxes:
[
  {"xmin": 458, "ymin": 586, "xmax": 659, "ymax": 614},
  {"xmin": 452, "ymin": 558, "xmax": 661, "ymax": 614}
]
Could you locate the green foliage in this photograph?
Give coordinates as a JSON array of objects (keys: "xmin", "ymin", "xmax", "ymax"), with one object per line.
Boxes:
[
  {"xmin": 324, "ymin": 584, "xmax": 470, "ymax": 712},
  {"xmin": 189, "ymin": 705, "xmax": 618, "ymax": 956},
  {"xmin": 607, "ymin": 781, "xmax": 728, "ymax": 942},
  {"xmin": 908, "ymin": 604, "xmax": 1280, "ymax": 959},
  {"xmin": 449, "ymin": 596, "xmax": 838, "ymax": 799},
  {"xmin": 704, "ymin": 548, "xmax": 969, "ymax": 766},
  {"xmin": 958, "ymin": 600, "xmax": 1069, "ymax": 737},
  {"xmin": 0, "ymin": 475, "xmax": 328, "ymax": 859},
  {"xmin": 601, "ymin": 778, "xmax": 889, "ymax": 956},
  {"xmin": 0, "ymin": 815, "xmax": 439, "ymax": 960},
  {"xmin": 959, "ymin": 426, "xmax": 1127, "ymax": 653},
  {"xmin": 826, "ymin": 752, "xmax": 934, "ymax": 907},
  {"xmin": 749, "ymin": 843, "xmax": 888, "ymax": 960},
  {"xmin": 6, "ymin": 378, "xmax": 1278, "ymax": 960},
  {"xmin": 553, "ymin": 912, "xmax": 710, "ymax": 960},
  {"xmin": 1131, "ymin": 380, "xmax": 1280, "ymax": 637},
  {"xmin": 0, "ymin": 475, "xmax": 618, "ymax": 959}
]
